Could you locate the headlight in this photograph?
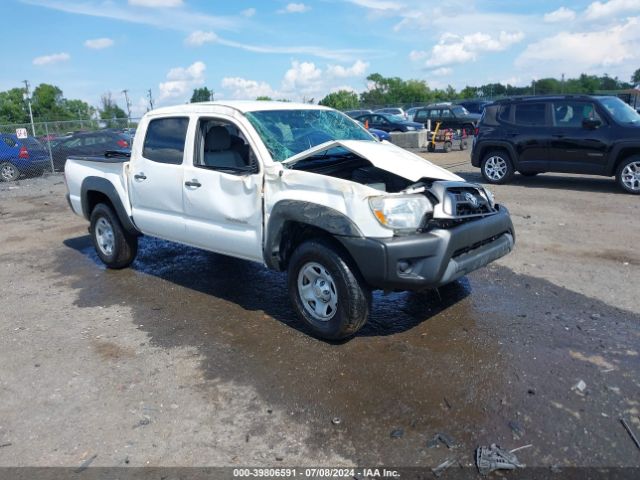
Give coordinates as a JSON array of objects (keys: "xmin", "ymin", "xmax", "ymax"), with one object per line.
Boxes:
[
  {"xmin": 405, "ymin": 126, "xmax": 415, "ymax": 131},
  {"xmin": 369, "ymin": 195, "xmax": 432, "ymax": 230},
  {"xmin": 481, "ymin": 187, "xmax": 496, "ymax": 208}
]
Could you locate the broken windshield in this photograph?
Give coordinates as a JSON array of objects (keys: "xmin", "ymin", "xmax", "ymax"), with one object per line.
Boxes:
[{"xmin": 245, "ymin": 109, "xmax": 375, "ymax": 162}]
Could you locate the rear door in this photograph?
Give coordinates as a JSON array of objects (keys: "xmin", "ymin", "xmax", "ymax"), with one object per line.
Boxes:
[
  {"xmin": 129, "ymin": 116, "xmax": 189, "ymax": 242},
  {"xmin": 509, "ymin": 102, "xmax": 550, "ymax": 171},
  {"xmin": 548, "ymin": 100, "xmax": 609, "ymax": 174}
]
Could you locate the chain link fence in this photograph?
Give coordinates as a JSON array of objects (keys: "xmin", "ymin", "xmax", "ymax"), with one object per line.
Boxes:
[{"xmin": 0, "ymin": 118, "xmax": 139, "ymax": 182}]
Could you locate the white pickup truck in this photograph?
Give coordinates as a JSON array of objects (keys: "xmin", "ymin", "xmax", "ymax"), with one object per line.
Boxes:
[{"xmin": 65, "ymin": 101, "xmax": 514, "ymax": 339}]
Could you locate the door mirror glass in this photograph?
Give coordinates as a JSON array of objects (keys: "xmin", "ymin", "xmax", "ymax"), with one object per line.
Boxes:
[{"xmin": 582, "ymin": 118, "xmax": 601, "ymax": 129}]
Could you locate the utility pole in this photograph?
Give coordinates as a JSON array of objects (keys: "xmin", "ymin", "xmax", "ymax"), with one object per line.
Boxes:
[
  {"xmin": 532, "ymin": 79, "xmax": 536, "ymax": 96},
  {"xmin": 121, "ymin": 89, "xmax": 132, "ymax": 127},
  {"xmin": 561, "ymin": 73, "xmax": 565, "ymax": 94},
  {"xmin": 23, "ymin": 80, "xmax": 36, "ymax": 137},
  {"xmin": 147, "ymin": 89, "xmax": 154, "ymax": 110}
]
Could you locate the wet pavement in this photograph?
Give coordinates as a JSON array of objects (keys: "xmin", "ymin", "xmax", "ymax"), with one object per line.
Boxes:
[{"xmin": 56, "ymin": 232, "xmax": 640, "ymax": 468}]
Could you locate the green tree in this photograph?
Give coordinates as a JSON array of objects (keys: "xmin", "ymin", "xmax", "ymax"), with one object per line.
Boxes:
[
  {"xmin": 256, "ymin": 96, "xmax": 273, "ymax": 101},
  {"xmin": 632, "ymin": 68, "xmax": 640, "ymax": 86},
  {"xmin": 99, "ymin": 92, "xmax": 127, "ymax": 127},
  {"xmin": 318, "ymin": 90, "xmax": 359, "ymax": 110},
  {"xmin": 360, "ymin": 73, "xmax": 434, "ymax": 107},
  {"xmin": 190, "ymin": 87, "xmax": 213, "ymax": 103},
  {"xmin": 0, "ymin": 88, "xmax": 29, "ymax": 123}
]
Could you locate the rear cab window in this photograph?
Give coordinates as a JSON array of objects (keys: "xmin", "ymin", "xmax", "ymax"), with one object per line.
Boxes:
[{"xmin": 143, "ymin": 117, "xmax": 189, "ymax": 164}]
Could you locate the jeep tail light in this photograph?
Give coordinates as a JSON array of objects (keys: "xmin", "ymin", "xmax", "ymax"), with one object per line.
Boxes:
[
  {"xmin": 117, "ymin": 139, "xmax": 129, "ymax": 148},
  {"xmin": 19, "ymin": 145, "xmax": 29, "ymax": 159}
]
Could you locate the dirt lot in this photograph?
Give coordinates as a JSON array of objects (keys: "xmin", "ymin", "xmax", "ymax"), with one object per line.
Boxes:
[{"xmin": 0, "ymin": 150, "xmax": 639, "ymax": 475}]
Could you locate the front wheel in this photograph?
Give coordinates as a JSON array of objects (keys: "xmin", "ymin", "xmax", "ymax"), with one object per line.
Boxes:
[
  {"xmin": 90, "ymin": 203, "xmax": 138, "ymax": 269},
  {"xmin": 481, "ymin": 150, "xmax": 514, "ymax": 184},
  {"xmin": 616, "ymin": 156, "xmax": 640, "ymax": 194},
  {"xmin": 0, "ymin": 162, "xmax": 20, "ymax": 182},
  {"xmin": 288, "ymin": 239, "xmax": 370, "ymax": 340}
]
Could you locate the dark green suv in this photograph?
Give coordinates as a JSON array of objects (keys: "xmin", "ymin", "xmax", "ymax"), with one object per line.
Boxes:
[{"xmin": 414, "ymin": 103, "xmax": 480, "ymax": 134}]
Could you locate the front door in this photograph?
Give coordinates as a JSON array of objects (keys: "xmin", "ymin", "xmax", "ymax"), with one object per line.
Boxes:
[
  {"xmin": 182, "ymin": 115, "xmax": 263, "ymax": 262},
  {"xmin": 548, "ymin": 100, "xmax": 609, "ymax": 174},
  {"xmin": 129, "ymin": 116, "xmax": 189, "ymax": 242}
]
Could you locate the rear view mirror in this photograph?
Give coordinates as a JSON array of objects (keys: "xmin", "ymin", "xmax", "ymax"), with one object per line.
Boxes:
[{"xmin": 582, "ymin": 118, "xmax": 601, "ymax": 129}]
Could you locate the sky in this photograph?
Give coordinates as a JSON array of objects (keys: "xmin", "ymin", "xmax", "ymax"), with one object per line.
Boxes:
[{"xmin": 2, "ymin": 0, "xmax": 640, "ymax": 116}]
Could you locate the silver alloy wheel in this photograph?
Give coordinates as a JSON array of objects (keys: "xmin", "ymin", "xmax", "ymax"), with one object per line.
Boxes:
[
  {"xmin": 95, "ymin": 217, "xmax": 115, "ymax": 256},
  {"xmin": 621, "ymin": 161, "xmax": 640, "ymax": 192},
  {"xmin": 484, "ymin": 156, "xmax": 508, "ymax": 181},
  {"xmin": 1, "ymin": 163, "xmax": 18, "ymax": 181},
  {"xmin": 297, "ymin": 261, "xmax": 338, "ymax": 321}
]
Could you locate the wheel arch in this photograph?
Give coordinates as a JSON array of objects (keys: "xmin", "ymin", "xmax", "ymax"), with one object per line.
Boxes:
[
  {"xmin": 478, "ymin": 142, "xmax": 517, "ymax": 166},
  {"xmin": 264, "ymin": 200, "xmax": 363, "ymax": 272},
  {"xmin": 80, "ymin": 176, "xmax": 140, "ymax": 236},
  {"xmin": 607, "ymin": 144, "xmax": 640, "ymax": 176}
]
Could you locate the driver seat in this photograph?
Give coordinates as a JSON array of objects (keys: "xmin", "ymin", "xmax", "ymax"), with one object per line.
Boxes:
[{"xmin": 203, "ymin": 126, "xmax": 244, "ymax": 169}]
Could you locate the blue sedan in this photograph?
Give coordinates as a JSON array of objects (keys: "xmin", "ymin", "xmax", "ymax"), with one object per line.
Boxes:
[
  {"xmin": 355, "ymin": 113, "xmax": 424, "ymax": 133},
  {"xmin": 0, "ymin": 134, "xmax": 51, "ymax": 181}
]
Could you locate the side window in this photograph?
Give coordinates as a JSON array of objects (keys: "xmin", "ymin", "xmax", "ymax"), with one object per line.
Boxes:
[
  {"xmin": 2, "ymin": 136, "xmax": 17, "ymax": 148},
  {"xmin": 143, "ymin": 117, "xmax": 189, "ymax": 165},
  {"xmin": 428, "ymin": 109, "xmax": 440, "ymax": 119},
  {"xmin": 514, "ymin": 103, "xmax": 547, "ymax": 126},
  {"xmin": 414, "ymin": 110, "xmax": 428, "ymax": 123},
  {"xmin": 440, "ymin": 109, "xmax": 452, "ymax": 118},
  {"xmin": 498, "ymin": 105, "xmax": 511, "ymax": 123},
  {"xmin": 553, "ymin": 102, "xmax": 603, "ymax": 127},
  {"xmin": 196, "ymin": 118, "xmax": 256, "ymax": 173}
]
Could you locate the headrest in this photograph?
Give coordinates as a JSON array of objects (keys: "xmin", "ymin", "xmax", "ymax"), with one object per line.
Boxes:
[{"xmin": 205, "ymin": 126, "xmax": 230, "ymax": 151}]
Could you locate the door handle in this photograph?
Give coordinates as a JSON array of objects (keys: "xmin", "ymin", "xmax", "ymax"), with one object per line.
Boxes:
[
  {"xmin": 134, "ymin": 173, "xmax": 147, "ymax": 180},
  {"xmin": 185, "ymin": 179, "xmax": 202, "ymax": 188}
]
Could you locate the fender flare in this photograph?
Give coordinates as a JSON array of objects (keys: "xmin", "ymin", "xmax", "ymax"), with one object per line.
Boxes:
[
  {"xmin": 605, "ymin": 142, "xmax": 640, "ymax": 176},
  {"xmin": 80, "ymin": 176, "xmax": 140, "ymax": 236},
  {"xmin": 264, "ymin": 200, "xmax": 363, "ymax": 270}
]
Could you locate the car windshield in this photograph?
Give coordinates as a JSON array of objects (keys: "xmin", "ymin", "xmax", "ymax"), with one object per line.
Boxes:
[
  {"xmin": 246, "ymin": 109, "xmax": 374, "ymax": 161},
  {"xmin": 599, "ymin": 97, "xmax": 640, "ymax": 124},
  {"xmin": 452, "ymin": 106, "xmax": 469, "ymax": 116}
]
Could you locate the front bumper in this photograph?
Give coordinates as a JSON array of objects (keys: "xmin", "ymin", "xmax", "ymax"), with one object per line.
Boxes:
[{"xmin": 339, "ymin": 205, "xmax": 514, "ymax": 291}]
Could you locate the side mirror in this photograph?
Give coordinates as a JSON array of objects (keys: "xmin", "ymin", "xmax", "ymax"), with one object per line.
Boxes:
[{"xmin": 582, "ymin": 118, "xmax": 601, "ymax": 130}]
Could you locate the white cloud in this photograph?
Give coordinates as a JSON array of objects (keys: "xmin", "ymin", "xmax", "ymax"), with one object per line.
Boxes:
[
  {"xmin": 279, "ymin": 3, "xmax": 310, "ymax": 13},
  {"xmin": 326, "ymin": 60, "xmax": 369, "ymax": 77},
  {"xmin": 84, "ymin": 37, "xmax": 114, "ymax": 49},
  {"xmin": 431, "ymin": 67, "xmax": 452, "ymax": 76},
  {"xmin": 241, "ymin": 8, "xmax": 256, "ymax": 17},
  {"xmin": 417, "ymin": 30, "xmax": 524, "ymax": 67},
  {"xmin": 221, "ymin": 77, "xmax": 277, "ymax": 99},
  {"xmin": 585, "ymin": 0, "xmax": 640, "ymax": 19},
  {"xmin": 33, "ymin": 52, "xmax": 70, "ymax": 65},
  {"xmin": 159, "ymin": 61, "xmax": 206, "ymax": 100},
  {"xmin": 185, "ymin": 30, "xmax": 217, "ymax": 46},
  {"xmin": 348, "ymin": 0, "xmax": 404, "ymax": 10},
  {"xmin": 128, "ymin": 0, "xmax": 183, "ymax": 7},
  {"xmin": 282, "ymin": 61, "xmax": 323, "ymax": 93},
  {"xmin": 515, "ymin": 17, "xmax": 640, "ymax": 77},
  {"xmin": 544, "ymin": 7, "xmax": 576, "ymax": 22}
]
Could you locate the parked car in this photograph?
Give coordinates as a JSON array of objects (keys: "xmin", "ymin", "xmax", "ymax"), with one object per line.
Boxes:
[
  {"xmin": 0, "ymin": 134, "xmax": 51, "ymax": 181},
  {"xmin": 356, "ymin": 120, "xmax": 391, "ymax": 141},
  {"xmin": 65, "ymin": 101, "xmax": 514, "ymax": 340},
  {"xmin": 374, "ymin": 107, "xmax": 408, "ymax": 120},
  {"xmin": 456, "ymin": 100, "xmax": 491, "ymax": 115},
  {"xmin": 472, "ymin": 95, "xmax": 640, "ymax": 194},
  {"xmin": 413, "ymin": 103, "xmax": 480, "ymax": 134},
  {"xmin": 51, "ymin": 130, "xmax": 131, "ymax": 171},
  {"xmin": 355, "ymin": 113, "xmax": 424, "ymax": 132},
  {"xmin": 344, "ymin": 109, "xmax": 372, "ymax": 118}
]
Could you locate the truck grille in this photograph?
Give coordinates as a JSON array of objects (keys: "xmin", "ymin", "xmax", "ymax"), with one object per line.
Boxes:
[{"xmin": 446, "ymin": 187, "xmax": 494, "ymax": 217}]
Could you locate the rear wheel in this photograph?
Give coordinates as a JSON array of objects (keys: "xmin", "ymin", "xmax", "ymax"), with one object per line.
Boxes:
[
  {"xmin": 481, "ymin": 150, "xmax": 514, "ymax": 184},
  {"xmin": 90, "ymin": 203, "xmax": 138, "ymax": 269},
  {"xmin": 288, "ymin": 239, "xmax": 370, "ymax": 340},
  {"xmin": 443, "ymin": 141, "xmax": 452, "ymax": 153},
  {"xmin": 0, "ymin": 162, "xmax": 20, "ymax": 182},
  {"xmin": 616, "ymin": 156, "xmax": 640, "ymax": 194}
]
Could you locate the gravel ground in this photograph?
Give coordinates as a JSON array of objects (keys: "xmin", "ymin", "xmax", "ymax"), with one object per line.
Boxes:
[{"xmin": 0, "ymin": 154, "xmax": 638, "ymax": 476}]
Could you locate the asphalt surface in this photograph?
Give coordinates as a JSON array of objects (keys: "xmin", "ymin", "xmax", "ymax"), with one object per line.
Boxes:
[{"xmin": 0, "ymin": 151, "xmax": 639, "ymax": 475}]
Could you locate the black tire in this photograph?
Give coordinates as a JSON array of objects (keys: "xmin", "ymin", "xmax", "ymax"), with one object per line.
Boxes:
[
  {"xmin": 287, "ymin": 239, "xmax": 370, "ymax": 340},
  {"xmin": 89, "ymin": 203, "xmax": 138, "ymax": 269},
  {"xmin": 460, "ymin": 140, "xmax": 468, "ymax": 151},
  {"xmin": 0, "ymin": 162, "xmax": 20, "ymax": 182},
  {"xmin": 427, "ymin": 143, "xmax": 436, "ymax": 152},
  {"xmin": 615, "ymin": 156, "xmax": 640, "ymax": 194},
  {"xmin": 481, "ymin": 150, "xmax": 514, "ymax": 184},
  {"xmin": 463, "ymin": 124, "xmax": 475, "ymax": 136},
  {"xmin": 520, "ymin": 171, "xmax": 539, "ymax": 177},
  {"xmin": 443, "ymin": 141, "xmax": 452, "ymax": 153}
]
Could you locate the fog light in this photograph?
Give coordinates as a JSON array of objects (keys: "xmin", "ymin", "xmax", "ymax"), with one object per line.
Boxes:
[{"xmin": 398, "ymin": 260, "xmax": 411, "ymax": 273}]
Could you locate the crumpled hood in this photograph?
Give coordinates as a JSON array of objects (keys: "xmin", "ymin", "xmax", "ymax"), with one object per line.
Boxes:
[{"xmin": 282, "ymin": 140, "xmax": 462, "ymax": 182}]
